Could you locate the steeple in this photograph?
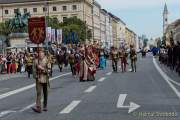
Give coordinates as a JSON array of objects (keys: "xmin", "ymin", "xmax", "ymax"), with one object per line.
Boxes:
[
  {"xmin": 163, "ymin": 3, "xmax": 168, "ymax": 34},
  {"xmin": 163, "ymin": 3, "xmax": 168, "ymax": 14}
]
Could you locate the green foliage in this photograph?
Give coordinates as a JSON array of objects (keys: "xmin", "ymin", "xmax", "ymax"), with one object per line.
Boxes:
[
  {"xmin": 46, "ymin": 16, "xmax": 92, "ymax": 42},
  {"xmin": 0, "ymin": 21, "xmax": 11, "ymax": 36}
]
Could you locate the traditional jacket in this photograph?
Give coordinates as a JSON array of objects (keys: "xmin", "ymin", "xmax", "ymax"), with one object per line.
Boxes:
[{"xmin": 33, "ymin": 57, "xmax": 51, "ymax": 84}]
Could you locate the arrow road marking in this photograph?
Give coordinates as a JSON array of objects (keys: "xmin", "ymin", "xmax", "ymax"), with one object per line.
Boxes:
[
  {"xmin": 60, "ymin": 100, "xmax": 81, "ymax": 114},
  {"xmin": 0, "ymin": 110, "xmax": 16, "ymax": 118},
  {"xmin": 117, "ymin": 94, "xmax": 127, "ymax": 108},
  {"xmin": 98, "ymin": 77, "xmax": 106, "ymax": 82},
  {"xmin": 84, "ymin": 86, "xmax": 96, "ymax": 93},
  {"xmin": 117, "ymin": 94, "xmax": 140, "ymax": 113}
]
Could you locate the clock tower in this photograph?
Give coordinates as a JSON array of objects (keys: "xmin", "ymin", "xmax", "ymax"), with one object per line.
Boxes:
[{"xmin": 163, "ymin": 3, "xmax": 168, "ymax": 34}]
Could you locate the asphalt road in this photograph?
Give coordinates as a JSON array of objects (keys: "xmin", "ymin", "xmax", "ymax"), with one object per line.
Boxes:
[{"xmin": 0, "ymin": 54, "xmax": 180, "ymax": 120}]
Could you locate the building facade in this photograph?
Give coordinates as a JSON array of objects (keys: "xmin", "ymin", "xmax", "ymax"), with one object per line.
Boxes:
[
  {"xmin": 100, "ymin": 9, "xmax": 106, "ymax": 47},
  {"xmin": 0, "ymin": 0, "xmax": 94, "ymax": 33},
  {"xmin": 92, "ymin": 0, "xmax": 101, "ymax": 42},
  {"xmin": 125, "ymin": 27, "xmax": 136, "ymax": 49},
  {"xmin": 116, "ymin": 19, "xmax": 126, "ymax": 48},
  {"xmin": 0, "ymin": 0, "xmax": 137, "ymax": 48}
]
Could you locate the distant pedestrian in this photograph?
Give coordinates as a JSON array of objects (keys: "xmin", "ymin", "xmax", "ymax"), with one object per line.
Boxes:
[
  {"xmin": 119, "ymin": 48, "xmax": 127, "ymax": 72},
  {"xmin": 130, "ymin": 45, "xmax": 137, "ymax": 72},
  {"xmin": 110, "ymin": 47, "xmax": 119, "ymax": 72}
]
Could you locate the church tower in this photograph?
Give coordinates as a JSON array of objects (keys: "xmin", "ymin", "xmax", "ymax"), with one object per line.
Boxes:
[{"xmin": 163, "ymin": 3, "xmax": 168, "ymax": 34}]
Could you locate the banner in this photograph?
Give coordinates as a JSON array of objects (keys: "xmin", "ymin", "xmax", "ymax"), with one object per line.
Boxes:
[
  {"xmin": 51, "ymin": 29, "xmax": 56, "ymax": 43},
  {"xmin": 46, "ymin": 27, "xmax": 51, "ymax": 42},
  {"xmin": 28, "ymin": 17, "xmax": 46, "ymax": 44},
  {"xmin": 57, "ymin": 29, "xmax": 62, "ymax": 44}
]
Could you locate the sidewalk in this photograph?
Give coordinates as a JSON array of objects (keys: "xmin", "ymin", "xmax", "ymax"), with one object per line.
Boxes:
[
  {"xmin": 155, "ymin": 58, "xmax": 180, "ymax": 84},
  {"xmin": 0, "ymin": 73, "xmax": 26, "ymax": 81},
  {"xmin": 0, "ymin": 65, "xmax": 60, "ymax": 81}
]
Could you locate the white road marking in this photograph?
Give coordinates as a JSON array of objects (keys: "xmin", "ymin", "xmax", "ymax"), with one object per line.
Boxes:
[
  {"xmin": 117, "ymin": 94, "xmax": 140, "ymax": 113},
  {"xmin": 19, "ymin": 103, "xmax": 35, "ymax": 112},
  {"xmin": 0, "ymin": 73, "xmax": 71, "ymax": 100},
  {"xmin": 60, "ymin": 100, "xmax": 81, "ymax": 114},
  {"xmin": 0, "ymin": 88, "xmax": 10, "ymax": 92},
  {"xmin": 169, "ymin": 79, "xmax": 180, "ymax": 87},
  {"xmin": 153, "ymin": 58, "xmax": 180, "ymax": 99},
  {"xmin": 0, "ymin": 110, "xmax": 16, "ymax": 118},
  {"xmin": 19, "ymin": 99, "xmax": 43, "ymax": 112},
  {"xmin": 84, "ymin": 86, "xmax": 97, "ymax": 93},
  {"xmin": 98, "ymin": 77, "xmax": 106, "ymax": 82},
  {"xmin": 106, "ymin": 72, "xmax": 112, "ymax": 76},
  {"xmin": 117, "ymin": 94, "xmax": 127, "ymax": 108}
]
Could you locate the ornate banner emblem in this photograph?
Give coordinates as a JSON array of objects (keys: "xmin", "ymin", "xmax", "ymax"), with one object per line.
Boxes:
[{"xmin": 28, "ymin": 17, "xmax": 46, "ymax": 44}]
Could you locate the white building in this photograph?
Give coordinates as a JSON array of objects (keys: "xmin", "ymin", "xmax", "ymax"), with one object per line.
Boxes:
[
  {"xmin": 100, "ymin": 9, "xmax": 106, "ymax": 47},
  {"xmin": 93, "ymin": 1, "xmax": 101, "ymax": 42}
]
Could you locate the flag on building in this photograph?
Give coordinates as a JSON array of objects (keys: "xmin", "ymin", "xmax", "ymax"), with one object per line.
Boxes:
[
  {"xmin": 46, "ymin": 27, "xmax": 51, "ymax": 42},
  {"xmin": 57, "ymin": 29, "xmax": 63, "ymax": 44},
  {"xmin": 51, "ymin": 29, "xmax": 56, "ymax": 43}
]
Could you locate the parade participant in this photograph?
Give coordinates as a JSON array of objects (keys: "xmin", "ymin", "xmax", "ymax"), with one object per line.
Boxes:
[
  {"xmin": 1, "ymin": 55, "xmax": 7, "ymax": 74},
  {"xmin": 19, "ymin": 54, "xmax": 25, "ymax": 73},
  {"xmin": 6, "ymin": 53, "xmax": 12, "ymax": 74},
  {"xmin": 99, "ymin": 49, "xmax": 106, "ymax": 69},
  {"xmin": 130, "ymin": 45, "xmax": 137, "ymax": 72},
  {"xmin": 176, "ymin": 41, "xmax": 180, "ymax": 75},
  {"xmin": 86, "ymin": 46, "xmax": 96, "ymax": 81},
  {"xmin": 120, "ymin": 48, "xmax": 127, "ymax": 72},
  {"xmin": 74, "ymin": 48, "xmax": 81, "ymax": 76},
  {"xmin": 69, "ymin": 49, "xmax": 76, "ymax": 76},
  {"xmin": 47, "ymin": 52, "xmax": 54, "ymax": 77},
  {"xmin": 11, "ymin": 53, "xmax": 17, "ymax": 73},
  {"xmin": 32, "ymin": 48, "xmax": 51, "ymax": 113},
  {"xmin": 110, "ymin": 47, "xmax": 119, "ymax": 72},
  {"xmin": 79, "ymin": 45, "xmax": 96, "ymax": 81},
  {"xmin": 56, "ymin": 48, "xmax": 64, "ymax": 72},
  {"xmin": 25, "ymin": 52, "xmax": 33, "ymax": 78},
  {"xmin": 0, "ymin": 55, "xmax": 3, "ymax": 73}
]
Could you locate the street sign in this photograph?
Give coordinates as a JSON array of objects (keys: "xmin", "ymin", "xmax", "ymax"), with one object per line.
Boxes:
[{"xmin": 28, "ymin": 17, "xmax": 46, "ymax": 44}]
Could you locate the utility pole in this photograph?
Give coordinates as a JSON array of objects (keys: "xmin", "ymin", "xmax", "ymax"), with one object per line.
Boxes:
[{"xmin": 44, "ymin": 0, "xmax": 49, "ymax": 51}]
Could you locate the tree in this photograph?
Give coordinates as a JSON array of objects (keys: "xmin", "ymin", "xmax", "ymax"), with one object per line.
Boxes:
[
  {"xmin": 45, "ymin": 16, "xmax": 92, "ymax": 43},
  {"xmin": 0, "ymin": 21, "xmax": 12, "ymax": 46},
  {"xmin": 0, "ymin": 21, "xmax": 11, "ymax": 36},
  {"xmin": 59, "ymin": 17, "xmax": 92, "ymax": 42}
]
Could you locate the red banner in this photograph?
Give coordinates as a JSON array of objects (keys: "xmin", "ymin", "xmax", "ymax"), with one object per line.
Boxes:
[{"xmin": 28, "ymin": 17, "xmax": 46, "ymax": 44}]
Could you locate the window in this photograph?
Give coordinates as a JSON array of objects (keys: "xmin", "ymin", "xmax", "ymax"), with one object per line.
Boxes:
[
  {"xmin": 62, "ymin": 6, "xmax": 67, "ymax": 11},
  {"xmin": 72, "ymin": 5, "xmax": 77, "ymax": 10},
  {"xmin": 14, "ymin": 9, "xmax": 18, "ymax": 13},
  {"xmin": 52, "ymin": 6, "xmax": 57, "ymax": 11},
  {"xmin": 63, "ymin": 17, "xmax": 67, "ymax": 22},
  {"xmin": 43, "ymin": 7, "xmax": 47, "ymax": 12},
  {"xmin": 4, "ymin": 10, "xmax": 8, "ymax": 14},
  {"xmin": 23, "ymin": 8, "xmax": 27, "ymax": 13},
  {"xmin": 33, "ymin": 8, "xmax": 37, "ymax": 13}
]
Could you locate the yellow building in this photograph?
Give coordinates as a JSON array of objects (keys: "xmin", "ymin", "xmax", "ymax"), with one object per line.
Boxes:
[
  {"xmin": 125, "ymin": 27, "xmax": 136, "ymax": 49},
  {"xmin": 0, "ymin": 0, "xmax": 93, "ymax": 31}
]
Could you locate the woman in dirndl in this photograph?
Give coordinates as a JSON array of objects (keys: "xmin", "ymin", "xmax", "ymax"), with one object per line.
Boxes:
[{"xmin": 79, "ymin": 45, "xmax": 96, "ymax": 82}]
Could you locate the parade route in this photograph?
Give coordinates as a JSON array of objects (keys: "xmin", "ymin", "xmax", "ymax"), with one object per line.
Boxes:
[{"xmin": 0, "ymin": 55, "xmax": 180, "ymax": 120}]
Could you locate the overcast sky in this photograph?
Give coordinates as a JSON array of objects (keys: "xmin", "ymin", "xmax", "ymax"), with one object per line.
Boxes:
[{"xmin": 96, "ymin": 0, "xmax": 180, "ymax": 38}]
